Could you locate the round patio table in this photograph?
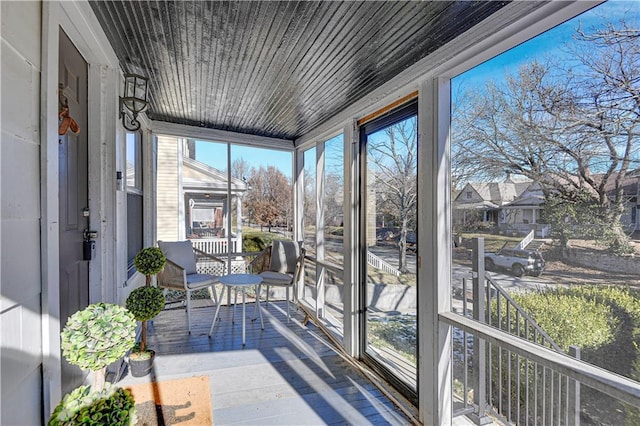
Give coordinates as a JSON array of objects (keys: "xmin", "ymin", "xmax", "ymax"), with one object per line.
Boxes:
[{"xmin": 208, "ymin": 273, "xmax": 263, "ymax": 346}]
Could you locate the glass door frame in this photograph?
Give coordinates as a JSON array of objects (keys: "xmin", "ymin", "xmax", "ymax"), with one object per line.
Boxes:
[{"xmin": 358, "ymin": 99, "xmax": 419, "ymax": 404}]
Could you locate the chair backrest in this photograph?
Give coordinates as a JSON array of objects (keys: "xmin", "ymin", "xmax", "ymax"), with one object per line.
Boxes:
[
  {"xmin": 158, "ymin": 240, "xmax": 197, "ymax": 275},
  {"xmin": 269, "ymin": 240, "xmax": 301, "ymax": 274}
]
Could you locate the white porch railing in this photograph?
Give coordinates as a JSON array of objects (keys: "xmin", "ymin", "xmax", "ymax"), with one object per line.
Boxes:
[
  {"xmin": 367, "ymin": 251, "xmax": 401, "ymax": 276},
  {"xmin": 515, "ymin": 229, "xmax": 535, "ymax": 250},
  {"xmin": 191, "ymin": 238, "xmax": 238, "ymax": 255}
]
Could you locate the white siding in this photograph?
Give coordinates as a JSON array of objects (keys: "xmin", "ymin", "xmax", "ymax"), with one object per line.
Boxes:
[
  {"xmin": 1, "ymin": 2, "xmax": 43, "ymax": 425},
  {"xmin": 156, "ymin": 135, "xmax": 181, "ymax": 241}
]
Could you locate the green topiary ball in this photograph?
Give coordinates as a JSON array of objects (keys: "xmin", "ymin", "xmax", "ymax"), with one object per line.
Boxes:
[
  {"xmin": 126, "ymin": 286, "xmax": 165, "ymax": 321},
  {"xmin": 48, "ymin": 383, "xmax": 136, "ymax": 426},
  {"xmin": 133, "ymin": 247, "xmax": 166, "ymax": 276},
  {"xmin": 61, "ymin": 303, "xmax": 137, "ymax": 372}
]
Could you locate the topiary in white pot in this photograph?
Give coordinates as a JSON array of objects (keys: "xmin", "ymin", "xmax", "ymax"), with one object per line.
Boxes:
[
  {"xmin": 125, "ymin": 246, "xmax": 166, "ymax": 376},
  {"xmin": 49, "ymin": 302, "xmax": 137, "ymax": 425}
]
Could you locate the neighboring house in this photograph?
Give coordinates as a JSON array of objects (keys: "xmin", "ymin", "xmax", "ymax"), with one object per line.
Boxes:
[
  {"xmin": 455, "ymin": 171, "xmax": 640, "ymax": 237},
  {"xmin": 453, "ymin": 177, "xmax": 531, "ymax": 228},
  {"xmin": 500, "ymin": 181, "xmax": 550, "ymax": 237},
  {"xmin": 156, "ymin": 138, "xmax": 248, "ymax": 252}
]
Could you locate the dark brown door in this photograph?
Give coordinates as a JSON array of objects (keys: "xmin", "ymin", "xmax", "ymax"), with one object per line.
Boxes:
[{"xmin": 58, "ymin": 29, "xmax": 89, "ymax": 394}]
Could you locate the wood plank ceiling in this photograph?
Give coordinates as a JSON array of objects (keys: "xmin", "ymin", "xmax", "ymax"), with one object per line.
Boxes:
[{"xmin": 90, "ymin": 1, "xmax": 509, "ymax": 141}]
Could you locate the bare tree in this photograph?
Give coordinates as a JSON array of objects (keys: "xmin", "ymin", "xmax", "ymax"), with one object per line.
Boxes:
[
  {"xmin": 303, "ymin": 165, "xmax": 316, "ymax": 233},
  {"xmin": 231, "ymin": 157, "xmax": 251, "ymax": 181},
  {"xmin": 243, "ymin": 165, "xmax": 291, "ymax": 231},
  {"xmin": 368, "ymin": 117, "xmax": 417, "ymax": 273},
  {"xmin": 324, "ymin": 171, "xmax": 343, "ymax": 227},
  {"xmin": 453, "ymin": 18, "xmax": 640, "ymax": 253}
]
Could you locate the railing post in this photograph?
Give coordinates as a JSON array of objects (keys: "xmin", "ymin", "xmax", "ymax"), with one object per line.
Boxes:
[
  {"xmin": 470, "ymin": 237, "xmax": 491, "ymax": 424},
  {"xmin": 568, "ymin": 345, "xmax": 581, "ymax": 426}
]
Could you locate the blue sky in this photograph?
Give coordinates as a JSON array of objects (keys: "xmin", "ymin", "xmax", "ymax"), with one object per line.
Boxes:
[
  {"xmin": 195, "ymin": 141, "xmax": 293, "ymax": 178},
  {"xmin": 454, "ymin": 1, "xmax": 638, "ymax": 89}
]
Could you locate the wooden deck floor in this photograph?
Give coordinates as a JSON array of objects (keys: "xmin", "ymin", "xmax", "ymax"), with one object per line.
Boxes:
[{"xmin": 116, "ymin": 299, "xmax": 414, "ymax": 425}]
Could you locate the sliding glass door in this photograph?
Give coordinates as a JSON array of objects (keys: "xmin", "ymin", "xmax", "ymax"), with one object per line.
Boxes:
[{"xmin": 360, "ymin": 101, "xmax": 418, "ymax": 399}]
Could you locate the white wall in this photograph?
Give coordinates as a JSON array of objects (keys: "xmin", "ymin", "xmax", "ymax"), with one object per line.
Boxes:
[
  {"xmin": 1, "ymin": 2, "xmax": 44, "ymax": 424},
  {"xmin": 156, "ymin": 135, "xmax": 182, "ymax": 242},
  {"xmin": 0, "ymin": 0, "xmax": 133, "ymax": 420}
]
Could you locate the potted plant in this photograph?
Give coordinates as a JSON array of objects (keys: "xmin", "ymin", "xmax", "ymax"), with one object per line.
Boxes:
[
  {"xmin": 49, "ymin": 303, "xmax": 138, "ymax": 425},
  {"xmin": 125, "ymin": 246, "xmax": 166, "ymax": 377}
]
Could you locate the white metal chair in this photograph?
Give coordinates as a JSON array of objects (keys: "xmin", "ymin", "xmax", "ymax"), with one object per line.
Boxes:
[
  {"xmin": 156, "ymin": 240, "xmax": 225, "ymax": 332},
  {"xmin": 250, "ymin": 240, "xmax": 305, "ymax": 322}
]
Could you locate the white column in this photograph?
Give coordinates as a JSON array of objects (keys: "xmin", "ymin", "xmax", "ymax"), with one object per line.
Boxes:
[
  {"xmin": 418, "ymin": 77, "xmax": 452, "ymax": 426},
  {"xmin": 236, "ymin": 195, "xmax": 243, "ymax": 253}
]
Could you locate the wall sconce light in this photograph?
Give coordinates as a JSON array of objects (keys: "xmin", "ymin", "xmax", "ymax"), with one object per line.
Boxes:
[{"xmin": 119, "ymin": 73, "xmax": 149, "ymax": 131}]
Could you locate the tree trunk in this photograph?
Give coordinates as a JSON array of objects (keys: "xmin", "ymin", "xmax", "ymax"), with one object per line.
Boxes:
[
  {"xmin": 140, "ymin": 320, "xmax": 147, "ymax": 353},
  {"xmin": 398, "ymin": 217, "xmax": 408, "ymax": 273},
  {"xmin": 92, "ymin": 366, "xmax": 106, "ymax": 393}
]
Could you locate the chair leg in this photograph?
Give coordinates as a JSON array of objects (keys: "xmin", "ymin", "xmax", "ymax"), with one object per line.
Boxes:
[
  {"xmin": 210, "ymin": 284, "xmax": 219, "ymax": 306},
  {"xmin": 232, "ymin": 287, "xmax": 238, "ymax": 324},
  {"xmin": 252, "ymin": 283, "xmax": 261, "ymax": 319},
  {"xmin": 186, "ymin": 289, "xmax": 192, "ymax": 332},
  {"xmin": 286, "ymin": 286, "xmax": 290, "ymax": 322}
]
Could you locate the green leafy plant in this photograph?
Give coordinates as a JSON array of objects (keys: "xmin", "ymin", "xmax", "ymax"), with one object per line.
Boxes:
[
  {"xmin": 126, "ymin": 246, "xmax": 167, "ymax": 355},
  {"xmin": 125, "ymin": 286, "xmax": 165, "ymax": 353},
  {"xmin": 60, "ymin": 303, "xmax": 137, "ymax": 384},
  {"xmin": 133, "ymin": 247, "xmax": 166, "ymax": 286},
  {"xmin": 49, "ymin": 383, "xmax": 136, "ymax": 426},
  {"xmin": 490, "ymin": 285, "xmax": 640, "ymax": 424},
  {"xmin": 51, "ymin": 303, "xmax": 137, "ymax": 425}
]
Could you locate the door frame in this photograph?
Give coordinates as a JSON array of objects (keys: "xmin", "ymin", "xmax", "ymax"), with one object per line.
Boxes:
[
  {"xmin": 358, "ymin": 100, "xmax": 419, "ymax": 404},
  {"xmin": 40, "ymin": 1, "xmax": 120, "ymax": 415}
]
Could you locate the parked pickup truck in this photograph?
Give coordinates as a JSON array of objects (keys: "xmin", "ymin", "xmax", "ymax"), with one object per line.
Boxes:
[{"xmin": 484, "ymin": 247, "xmax": 545, "ymax": 277}]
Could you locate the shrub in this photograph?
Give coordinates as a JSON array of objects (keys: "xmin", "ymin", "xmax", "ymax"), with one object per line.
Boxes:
[
  {"xmin": 125, "ymin": 286, "xmax": 165, "ymax": 353},
  {"xmin": 242, "ymin": 231, "xmax": 278, "ymax": 252},
  {"xmin": 48, "ymin": 383, "xmax": 136, "ymax": 426},
  {"xmin": 60, "ymin": 303, "xmax": 137, "ymax": 372},
  {"xmin": 126, "ymin": 286, "xmax": 165, "ymax": 322},
  {"xmin": 508, "ymin": 290, "xmax": 617, "ymax": 351},
  {"xmin": 491, "ymin": 285, "xmax": 640, "ymax": 424},
  {"xmin": 133, "ymin": 247, "xmax": 166, "ymax": 277},
  {"xmin": 53, "ymin": 304, "xmax": 137, "ymax": 424}
]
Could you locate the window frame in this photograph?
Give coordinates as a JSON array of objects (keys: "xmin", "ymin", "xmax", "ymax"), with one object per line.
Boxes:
[{"xmin": 126, "ymin": 131, "xmax": 144, "ymax": 276}]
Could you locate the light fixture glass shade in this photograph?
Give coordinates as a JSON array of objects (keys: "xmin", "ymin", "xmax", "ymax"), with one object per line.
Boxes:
[{"xmin": 120, "ymin": 73, "xmax": 149, "ymax": 131}]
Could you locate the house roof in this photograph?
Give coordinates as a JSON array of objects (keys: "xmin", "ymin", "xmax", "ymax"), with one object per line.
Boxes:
[
  {"xmin": 88, "ymin": 1, "xmax": 525, "ymax": 141},
  {"xmin": 503, "ymin": 194, "xmax": 545, "ymax": 208},
  {"xmin": 453, "ymin": 200, "xmax": 500, "ymax": 210},
  {"xmin": 600, "ymin": 170, "xmax": 640, "ymax": 198},
  {"xmin": 458, "ymin": 181, "xmax": 532, "ymax": 206},
  {"xmin": 183, "ymin": 157, "xmax": 248, "ymax": 198}
]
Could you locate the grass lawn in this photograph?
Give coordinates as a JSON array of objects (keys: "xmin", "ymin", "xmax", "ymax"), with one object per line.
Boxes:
[{"xmin": 459, "ymin": 232, "xmax": 522, "ymax": 252}]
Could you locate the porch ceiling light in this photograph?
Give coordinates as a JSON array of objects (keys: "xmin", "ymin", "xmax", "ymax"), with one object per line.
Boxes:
[{"xmin": 120, "ymin": 73, "xmax": 149, "ymax": 131}]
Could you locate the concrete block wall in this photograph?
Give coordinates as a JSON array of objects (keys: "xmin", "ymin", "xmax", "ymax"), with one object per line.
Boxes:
[
  {"xmin": 562, "ymin": 248, "xmax": 640, "ymax": 275},
  {"xmin": 1, "ymin": 2, "xmax": 44, "ymax": 425}
]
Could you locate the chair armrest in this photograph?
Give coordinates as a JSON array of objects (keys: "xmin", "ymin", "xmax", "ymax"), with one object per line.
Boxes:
[
  {"xmin": 157, "ymin": 259, "xmax": 187, "ymax": 290},
  {"xmin": 193, "ymin": 247, "xmax": 225, "ymax": 263},
  {"xmin": 248, "ymin": 246, "xmax": 271, "ymax": 274},
  {"xmin": 293, "ymin": 247, "xmax": 306, "ymax": 283}
]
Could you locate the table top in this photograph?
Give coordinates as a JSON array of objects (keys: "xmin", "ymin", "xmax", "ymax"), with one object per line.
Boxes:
[{"xmin": 219, "ymin": 273, "xmax": 263, "ymax": 286}]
